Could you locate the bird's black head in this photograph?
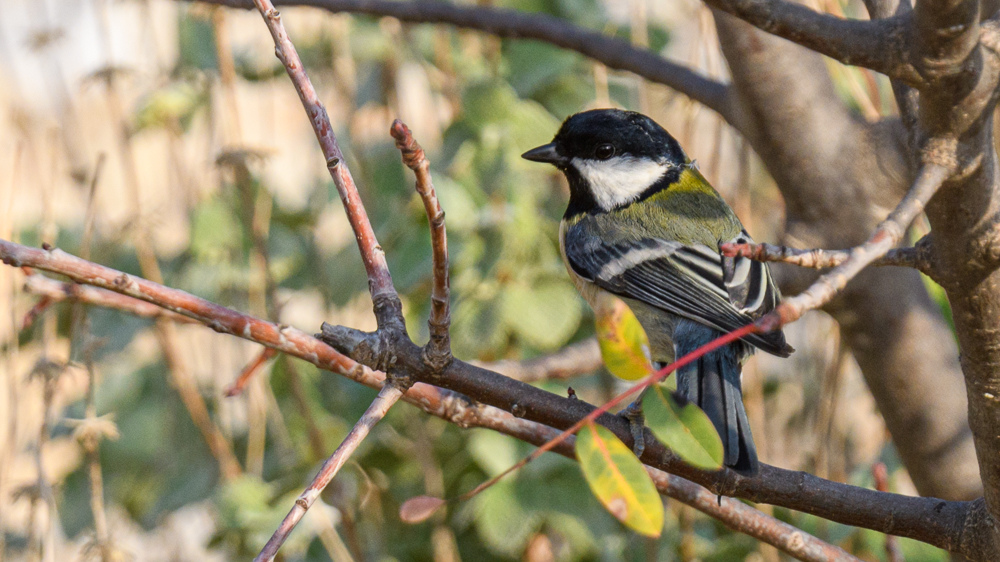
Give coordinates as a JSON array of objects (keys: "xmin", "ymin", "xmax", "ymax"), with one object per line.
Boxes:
[{"xmin": 522, "ymin": 109, "xmax": 686, "ymax": 216}]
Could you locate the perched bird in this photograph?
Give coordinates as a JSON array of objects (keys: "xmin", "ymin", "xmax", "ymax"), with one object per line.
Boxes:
[{"xmin": 522, "ymin": 109, "xmax": 792, "ymax": 475}]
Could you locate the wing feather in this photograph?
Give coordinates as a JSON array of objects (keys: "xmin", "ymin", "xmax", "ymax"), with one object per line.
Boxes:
[{"xmin": 565, "ymin": 226, "xmax": 790, "ymax": 357}]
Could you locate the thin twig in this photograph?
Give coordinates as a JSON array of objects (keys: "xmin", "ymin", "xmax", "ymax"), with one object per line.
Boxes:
[
  {"xmin": 254, "ymin": 383, "xmax": 405, "ymax": 562},
  {"xmin": 249, "ymin": 0, "xmax": 397, "ymax": 314},
  {"xmin": 72, "ymin": 154, "xmax": 117, "ymax": 561},
  {"xmin": 75, "ymin": 345, "xmax": 119, "ymax": 561},
  {"xmin": 23, "ymin": 275, "xmax": 198, "ymax": 324},
  {"xmin": 389, "ymin": 120, "xmax": 451, "ymax": 370},
  {"xmin": 226, "ymin": 347, "xmax": 278, "ymax": 397},
  {"xmin": 20, "ymin": 295, "xmax": 54, "ymax": 332},
  {"xmin": 646, "ymin": 469, "xmax": 860, "ymax": 562},
  {"xmin": 753, "ymin": 163, "xmax": 950, "ymax": 329}
]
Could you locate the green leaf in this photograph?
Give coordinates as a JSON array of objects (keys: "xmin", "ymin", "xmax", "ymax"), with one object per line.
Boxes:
[
  {"xmin": 643, "ymin": 385, "xmax": 724, "ymax": 470},
  {"xmin": 574, "ymin": 422, "xmax": 663, "ymax": 537},
  {"xmin": 501, "ymin": 280, "xmax": 582, "ymax": 350},
  {"xmin": 594, "ymin": 296, "xmax": 654, "ymax": 381}
]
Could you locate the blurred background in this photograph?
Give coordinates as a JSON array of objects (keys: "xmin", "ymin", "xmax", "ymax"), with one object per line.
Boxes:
[{"xmin": 0, "ymin": 0, "xmax": 951, "ymax": 560}]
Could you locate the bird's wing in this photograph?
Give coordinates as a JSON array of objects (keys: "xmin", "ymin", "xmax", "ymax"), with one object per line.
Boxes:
[
  {"xmin": 719, "ymin": 231, "xmax": 781, "ymax": 319},
  {"xmin": 564, "ymin": 228, "xmax": 790, "ymax": 357}
]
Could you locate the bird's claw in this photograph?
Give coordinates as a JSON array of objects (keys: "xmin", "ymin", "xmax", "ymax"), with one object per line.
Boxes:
[{"xmin": 620, "ymin": 401, "xmax": 646, "ymax": 458}]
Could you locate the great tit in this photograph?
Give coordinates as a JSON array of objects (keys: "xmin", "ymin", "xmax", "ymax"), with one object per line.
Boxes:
[{"xmin": 522, "ymin": 109, "xmax": 792, "ymax": 475}]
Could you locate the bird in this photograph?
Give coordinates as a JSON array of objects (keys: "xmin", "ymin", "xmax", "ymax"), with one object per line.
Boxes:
[{"xmin": 522, "ymin": 109, "xmax": 792, "ymax": 475}]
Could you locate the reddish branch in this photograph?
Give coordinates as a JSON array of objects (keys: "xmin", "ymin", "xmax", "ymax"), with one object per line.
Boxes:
[
  {"xmin": 249, "ymin": 0, "xmax": 396, "ymax": 312},
  {"xmin": 23, "ymin": 274, "xmax": 197, "ymax": 325},
  {"xmin": 390, "ymin": 120, "xmax": 452, "ymax": 370},
  {"xmin": 1, "ymin": 240, "xmax": 865, "ymax": 560},
  {"xmin": 225, "ymin": 347, "xmax": 278, "ymax": 397},
  {"xmin": 255, "ymin": 384, "xmax": 404, "ymax": 562}
]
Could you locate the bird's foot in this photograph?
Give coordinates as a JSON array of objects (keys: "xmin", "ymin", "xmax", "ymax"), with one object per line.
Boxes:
[{"xmin": 620, "ymin": 400, "xmax": 646, "ymax": 458}]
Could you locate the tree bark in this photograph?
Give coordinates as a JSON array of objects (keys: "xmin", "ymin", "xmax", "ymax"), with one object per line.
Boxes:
[{"xmin": 713, "ymin": 11, "xmax": 982, "ymax": 501}]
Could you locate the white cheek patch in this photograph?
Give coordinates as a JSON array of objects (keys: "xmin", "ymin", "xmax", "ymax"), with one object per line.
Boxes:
[{"xmin": 572, "ymin": 156, "xmax": 670, "ymax": 210}]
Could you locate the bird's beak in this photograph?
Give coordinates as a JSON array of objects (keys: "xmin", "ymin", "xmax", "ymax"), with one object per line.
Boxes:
[{"xmin": 521, "ymin": 143, "xmax": 567, "ymax": 165}]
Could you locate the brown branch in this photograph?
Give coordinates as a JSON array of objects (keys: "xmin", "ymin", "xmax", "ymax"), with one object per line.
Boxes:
[
  {"xmin": 255, "ymin": 383, "xmax": 405, "ymax": 562},
  {"xmin": 473, "ymin": 338, "xmax": 602, "ymax": 383},
  {"xmin": 191, "ymin": 0, "xmax": 736, "ymax": 128},
  {"xmin": 720, "ymin": 239, "xmax": 935, "ymax": 278},
  {"xmin": 645, "ymin": 470, "xmax": 860, "ymax": 562},
  {"xmin": 249, "ymin": 0, "xmax": 398, "ymax": 324},
  {"xmin": 0, "ymin": 239, "xmax": 970, "ymax": 556},
  {"xmin": 701, "ymin": 0, "xmax": 918, "ymax": 84},
  {"xmin": 23, "ymin": 274, "xmax": 198, "ymax": 324},
  {"xmin": 226, "ymin": 347, "xmax": 279, "ymax": 397},
  {"xmin": 913, "ymin": 0, "xmax": 981, "ymax": 87},
  {"xmin": 390, "ymin": 120, "xmax": 451, "ymax": 371},
  {"xmin": 758, "ymin": 163, "xmax": 950, "ymax": 329}
]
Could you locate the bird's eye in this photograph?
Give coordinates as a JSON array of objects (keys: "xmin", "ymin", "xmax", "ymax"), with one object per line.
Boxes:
[{"xmin": 594, "ymin": 144, "xmax": 615, "ymax": 160}]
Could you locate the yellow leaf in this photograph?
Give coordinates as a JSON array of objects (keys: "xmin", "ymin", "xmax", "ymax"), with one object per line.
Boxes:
[
  {"xmin": 575, "ymin": 421, "xmax": 664, "ymax": 537},
  {"xmin": 593, "ymin": 296, "xmax": 654, "ymax": 381}
]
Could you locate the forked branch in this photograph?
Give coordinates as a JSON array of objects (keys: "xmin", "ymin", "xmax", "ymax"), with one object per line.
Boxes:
[{"xmin": 390, "ymin": 120, "xmax": 452, "ymax": 370}]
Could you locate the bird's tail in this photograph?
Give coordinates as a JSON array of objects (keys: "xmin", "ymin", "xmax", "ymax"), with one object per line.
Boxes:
[{"xmin": 674, "ymin": 322, "xmax": 758, "ymax": 475}]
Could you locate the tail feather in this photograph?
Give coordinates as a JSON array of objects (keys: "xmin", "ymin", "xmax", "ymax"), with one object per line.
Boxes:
[{"xmin": 675, "ymin": 322, "xmax": 758, "ymax": 475}]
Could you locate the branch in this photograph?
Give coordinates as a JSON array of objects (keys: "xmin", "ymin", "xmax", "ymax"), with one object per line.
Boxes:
[
  {"xmin": 914, "ymin": 0, "xmax": 981, "ymax": 85},
  {"xmin": 390, "ymin": 120, "xmax": 452, "ymax": 370},
  {"xmin": 644, "ymin": 470, "xmax": 860, "ymax": 562},
  {"xmin": 0, "ymin": 239, "xmax": 982, "ymax": 556},
  {"xmin": 226, "ymin": 347, "xmax": 278, "ymax": 397},
  {"xmin": 191, "ymin": 0, "xmax": 736, "ymax": 126},
  {"xmin": 255, "ymin": 383, "xmax": 405, "ymax": 562},
  {"xmin": 23, "ymin": 274, "xmax": 199, "ymax": 324},
  {"xmin": 758, "ymin": 163, "xmax": 950, "ymax": 328},
  {"xmin": 249, "ymin": 0, "xmax": 398, "ymax": 323},
  {"xmin": 473, "ymin": 338, "xmax": 602, "ymax": 383},
  {"xmin": 702, "ymin": 0, "xmax": 919, "ymax": 84},
  {"xmin": 911, "ymin": 0, "xmax": 988, "ymax": 143},
  {"xmin": 720, "ymin": 239, "xmax": 936, "ymax": 278}
]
